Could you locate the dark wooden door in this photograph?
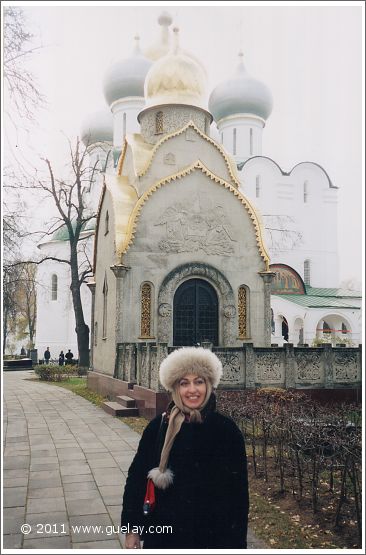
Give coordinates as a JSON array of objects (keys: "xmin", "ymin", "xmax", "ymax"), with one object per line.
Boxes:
[{"xmin": 173, "ymin": 279, "xmax": 218, "ymax": 346}]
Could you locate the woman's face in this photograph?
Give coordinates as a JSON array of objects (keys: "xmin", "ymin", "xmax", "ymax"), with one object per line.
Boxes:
[{"xmin": 178, "ymin": 373, "xmax": 207, "ymax": 410}]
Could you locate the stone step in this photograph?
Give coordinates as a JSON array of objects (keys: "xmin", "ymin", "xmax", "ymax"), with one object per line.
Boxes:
[
  {"xmin": 116, "ymin": 395, "xmax": 136, "ymax": 408},
  {"xmin": 101, "ymin": 402, "xmax": 139, "ymax": 417}
]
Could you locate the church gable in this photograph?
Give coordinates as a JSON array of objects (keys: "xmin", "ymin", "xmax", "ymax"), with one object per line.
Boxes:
[
  {"xmin": 119, "ymin": 122, "xmax": 240, "ymax": 197},
  {"xmin": 121, "ymin": 162, "xmax": 269, "ymax": 269}
]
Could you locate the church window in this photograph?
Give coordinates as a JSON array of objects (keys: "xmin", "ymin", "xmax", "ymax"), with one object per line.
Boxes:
[
  {"xmin": 155, "ymin": 111, "xmax": 164, "ymax": 134},
  {"xmin": 249, "ymin": 128, "xmax": 253, "ymax": 155},
  {"xmin": 233, "ymin": 128, "xmax": 237, "ymax": 155},
  {"xmin": 123, "ymin": 113, "xmax": 126, "ymax": 141},
  {"xmin": 94, "ymin": 322, "xmax": 98, "ymax": 346},
  {"xmin": 105, "ymin": 211, "xmax": 109, "ymax": 235},
  {"xmin": 102, "ymin": 277, "xmax": 108, "ymax": 338},
  {"xmin": 256, "ymin": 175, "xmax": 260, "ymax": 197},
  {"xmin": 51, "ymin": 274, "xmax": 58, "ymax": 301},
  {"xmin": 303, "ymin": 180, "xmax": 308, "ymax": 203},
  {"xmin": 238, "ymin": 285, "xmax": 249, "ymax": 339},
  {"xmin": 323, "ymin": 320, "xmax": 331, "ymax": 335},
  {"xmin": 341, "ymin": 322, "xmax": 348, "ymax": 335},
  {"xmin": 304, "ymin": 259, "xmax": 311, "ymax": 285},
  {"xmin": 140, "ymin": 283, "xmax": 153, "ymax": 338}
]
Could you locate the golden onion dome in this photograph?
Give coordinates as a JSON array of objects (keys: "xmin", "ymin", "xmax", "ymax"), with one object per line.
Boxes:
[{"xmin": 144, "ymin": 27, "xmax": 207, "ymax": 110}]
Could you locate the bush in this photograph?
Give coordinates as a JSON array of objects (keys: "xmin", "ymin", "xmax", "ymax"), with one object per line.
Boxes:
[{"xmin": 34, "ymin": 364, "xmax": 76, "ymax": 382}]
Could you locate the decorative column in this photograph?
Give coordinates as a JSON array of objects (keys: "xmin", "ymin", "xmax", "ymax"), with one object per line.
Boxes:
[
  {"xmin": 259, "ymin": 271, "xmax": 276, "ymax": 346},
  {"xmin": 86, "ymin": 280, "xmax": 96, "ymax": 368},
  {"xmin": 110, "ymin": 264, "xmax": 131, "ymax": 343}
]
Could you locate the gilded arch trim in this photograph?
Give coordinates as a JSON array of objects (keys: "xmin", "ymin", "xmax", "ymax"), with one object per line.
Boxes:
[{"xmin": 119, "ymin": 160, "xmax": 270, "ymax": 269}]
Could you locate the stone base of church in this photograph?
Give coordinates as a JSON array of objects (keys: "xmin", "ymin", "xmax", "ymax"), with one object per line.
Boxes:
[{"xmin": 87, "ymin": 370, "xmax": 170, "ymax": 420}]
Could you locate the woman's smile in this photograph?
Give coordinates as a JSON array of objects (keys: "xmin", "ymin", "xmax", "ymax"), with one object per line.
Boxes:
[{"xmin": 179, "ymin": 373, "xmax": 207, "ymax": 409}]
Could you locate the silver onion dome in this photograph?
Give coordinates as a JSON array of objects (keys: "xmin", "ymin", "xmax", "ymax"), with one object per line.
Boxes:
[
  {"xmin": 209, "ymin": 52, "xmax": 273, "ymax": 122},
  {"xmin": 103, "ymin": 36, "xmax": 152, "ymax": 106}
]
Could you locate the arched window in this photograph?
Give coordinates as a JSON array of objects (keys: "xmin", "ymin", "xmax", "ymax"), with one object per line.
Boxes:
[
  {"xmin": 105, "ymin": 211, "xmax": 109, "ymax": 235},
  {"xmin": 140, "ymin": 282, "xmax": 152, "ymax": 338},
  {"xmin": 123, "ymin": 112, "xmax": 126, "ymax": 141},
  {"xmin": 304, "ymin": 259, "xmax": 311, "ymax": 285},
  {"xmin": 102, "ymin": 277, "xmax": 108, "ymax": 338},
  {"xmin": 238, "ymin": 285, "xmax": 249, "ymax": 339},
  {"xmin": 51, "ymin": 274, "xmax": 58, "ymax": 301},
  {"xmin": 233, "ymin": 128, "xmax": 237, "ymax": 155},
  {"xmin": 155, "ymin": 111, "xmax": 163, "ymax": 134},
  {"xmin": 249, "ymin": 128, "xmax": 253, "ymax": 155},
  {"xmin": 341, "ymin": 322, "xmax": 348, "ymax": 335},
  {"xmin": 323, "ymin": 321, "xmax": 331, "ymax": 335},
  {"xmin": 255, "ymin": 175, "xmax": 260, "ymax": 198},
  {"xmin": 303, "ymin": 180, "xmax": 308, "ymax": 203}
]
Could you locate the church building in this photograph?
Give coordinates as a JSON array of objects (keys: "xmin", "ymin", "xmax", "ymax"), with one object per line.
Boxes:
[{"xmin": 35, "ymin": 11, "xmax": 361, "ymax": 367}]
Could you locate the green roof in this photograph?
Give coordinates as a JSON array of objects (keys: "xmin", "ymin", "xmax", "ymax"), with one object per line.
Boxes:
[
  {"xmin": 274, "ymin": 294, "xmax": 360, "ymax": 309},
  {"xmin": 305, "ymin": 286, "xmax": 361, "ymax": 298},
  {"xmin": 52, "ymin": 218, "xmax": 96, "ymax": 241}
]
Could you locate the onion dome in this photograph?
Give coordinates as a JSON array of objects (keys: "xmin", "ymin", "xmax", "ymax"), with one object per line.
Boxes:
[
  {"xmin": 209, "ymin": 52, "xmax": 273, "ymax": 122},
  {"xmin": 103, "ymin": 36, "xmax": 152, "ymax": 106},
  {"xmin": 144, "ymin": 11, "xmax": 173, "ymax": 61},
  {"xmin": 144, "ymin": 27, "xmax": 206, "ymax": 109},
  {"xmin": 80, "ymin": 108, "xmax": 113, "ymax": 147}
]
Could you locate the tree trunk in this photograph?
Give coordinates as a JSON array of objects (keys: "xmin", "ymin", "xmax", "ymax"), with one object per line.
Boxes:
[{"xmin": 70, "ymin": 244, "xmax": 89, "ymax": 367}]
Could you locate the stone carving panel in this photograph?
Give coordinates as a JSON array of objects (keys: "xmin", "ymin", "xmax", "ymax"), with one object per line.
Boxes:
[
  {"xmin": 256, "ymin": 352, "xmax": 283, "ymax": 383},
  {"xmin": 155, "ymin": 197, "xmax": 236, "ymax": 256},
  {"xmin": 218, "ymin": 352, "xmax": 242, "ymax": 384},
  {"xmin": 333, "ymin": 352, "xmax": 359, "ymax": 382},
  {"xmin": 295, "ymin": 352, "xmax": 322, "ymax": 382}
]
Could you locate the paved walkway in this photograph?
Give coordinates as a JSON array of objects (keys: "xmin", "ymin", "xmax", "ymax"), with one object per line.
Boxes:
[{"xmin": 3, "ymin": 370, "xmax": 267, "ymax": 550}]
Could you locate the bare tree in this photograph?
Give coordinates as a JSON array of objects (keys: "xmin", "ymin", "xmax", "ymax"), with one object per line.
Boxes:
[
  {"xmin": 19, "ymin": 137, "xmax": 99, "ymax": 367},
  {"xmin": 3, "ymin": 6, "xmax": 45, "ymax": 122}
]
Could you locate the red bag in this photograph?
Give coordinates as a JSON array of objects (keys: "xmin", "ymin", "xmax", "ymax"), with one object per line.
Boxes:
[{"xmin": 143, "ymin": 478, "xmax": 156, "ymax": 515}]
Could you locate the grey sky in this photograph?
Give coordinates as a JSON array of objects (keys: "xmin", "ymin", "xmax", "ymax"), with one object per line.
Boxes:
[{"xmin": 3, "ymin": 1, "xmax": 364, "ymax": 285}]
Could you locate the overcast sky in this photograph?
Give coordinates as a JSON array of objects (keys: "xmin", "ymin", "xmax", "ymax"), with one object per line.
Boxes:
[{"xmin": 3, "ymin": 1, "xmax": 364, "ymax": 286}]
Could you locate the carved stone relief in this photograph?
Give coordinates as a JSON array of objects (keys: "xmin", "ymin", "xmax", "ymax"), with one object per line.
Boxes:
[
  {"xmin": 158, "ymin": 303, "xmax": 172, "ymax": 317},
  {"xmin": 223, "ymin": 305, "xmax": 236, "ymax": 318},
  {"xmin": 295, "ymin": 352, "xmax": 322, "ymax": 382},
  {"xmin": 140, "ymin": 283, "xmax": 152, "ymax": 337},
  {"xmin": 238, "ymin": 286, "xmax": 247, "ymax": 338},
  {"xmin": 218, "ymin": 352, "xmax": 242, "ymax": 384},
  {"xmin": 256, "ymin": 353, "xmax": 283, "ymax": 382},
  {"xmin": 155, "ymin": 196, "xmax": 236, "ymax": 256},
  {"xmin": 164, "ymin": 152, "xmax": 176, "ymax": 165},
  {"xmin": 333, "ymin": 352, "xmax": 359, "ymax": 382}
]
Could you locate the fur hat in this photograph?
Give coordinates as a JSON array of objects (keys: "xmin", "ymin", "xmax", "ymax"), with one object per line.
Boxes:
[{"xmin": 159, "ymin": 347, "xmax": 223, "ymax": 391}]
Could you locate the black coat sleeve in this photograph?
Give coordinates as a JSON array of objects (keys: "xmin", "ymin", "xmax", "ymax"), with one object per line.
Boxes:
[{"xmin": 121, "ymin": 416, "xmax": 161, "ymax": 529}]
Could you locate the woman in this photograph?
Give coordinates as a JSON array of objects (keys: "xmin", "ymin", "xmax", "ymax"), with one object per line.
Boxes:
[{"xmin": 121, "ymin": 347, "xmax": 249, "ymax": 549}]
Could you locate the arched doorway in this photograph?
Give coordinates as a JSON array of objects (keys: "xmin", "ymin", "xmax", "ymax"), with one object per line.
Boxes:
[{"xmin": 173, "ymin": 279, "xmax": 218, "ymax": 346}]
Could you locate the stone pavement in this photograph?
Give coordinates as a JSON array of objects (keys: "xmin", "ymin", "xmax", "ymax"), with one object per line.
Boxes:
[{"xmin": 3, "ymin": 370, "xmax": 267, "ymax": 550}]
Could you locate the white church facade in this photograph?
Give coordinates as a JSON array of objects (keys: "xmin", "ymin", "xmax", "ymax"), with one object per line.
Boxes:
[{"xmin": 35, "ymin": 11, "xmax": 361, "ymax": 364}]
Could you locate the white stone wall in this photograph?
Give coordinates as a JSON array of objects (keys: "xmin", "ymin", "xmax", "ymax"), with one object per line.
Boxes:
[
  {"xmin": 36, "ymin": 237, "xmax": 93, "ymax": 361},
  {"xmin": 111, "ymin": 97, "xmax": 145, "ymax": 148},
  {"xmin": 239, "ymin": 156, "xmax": 339, "ymax": 288}
]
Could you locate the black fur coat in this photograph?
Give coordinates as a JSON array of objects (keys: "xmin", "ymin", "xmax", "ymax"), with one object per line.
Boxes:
[{"xmin": 121, "ymin": 409, "xmax": 249, "ymax": 549}]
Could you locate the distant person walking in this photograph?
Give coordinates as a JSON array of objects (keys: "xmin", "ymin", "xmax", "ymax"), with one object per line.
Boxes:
[
  {"xmin": 44, "ymin": 347, "xmax": 51, "ymax": 364},
  {"xmin": 59, "ymin": 351, "xmax": 65, "ymax": 366},
  {"xmin": 65, "ymin": 349, "xmax": 74, "ymax": 364}
]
